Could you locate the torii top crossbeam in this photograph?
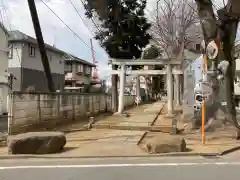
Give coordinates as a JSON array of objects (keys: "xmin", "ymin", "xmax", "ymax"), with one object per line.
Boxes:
[
  {"xmin": 108, "ymin": 58, "xmax": 183, "ymax": 75},
  {"xmin": 109, "ymin": 58, "xmax": 181, "ymax": 66}
]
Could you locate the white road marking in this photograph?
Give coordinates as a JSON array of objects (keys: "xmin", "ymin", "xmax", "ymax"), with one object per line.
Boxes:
[{"xmin": 1, "ymin": 162, "xmax": 240, "ymax": 170}]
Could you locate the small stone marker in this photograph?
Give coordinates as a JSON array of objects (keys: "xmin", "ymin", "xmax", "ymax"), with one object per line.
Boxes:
[{"xmin": 135, "ymin": 96, "xmax": 141, "ymax": 106}]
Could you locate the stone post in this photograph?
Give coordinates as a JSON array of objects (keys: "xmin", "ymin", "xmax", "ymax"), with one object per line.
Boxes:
[
  {"xmin": 175, "ymin": 74, "xmax": 181, "ymax": 106},
  {"xmin": 167, "ymin": 64, "xmax": 173, "ymax": 115},
  {"xmin": 136, "ymin": 75, "xmax": 140, "ymax": 97},
  {"xmin": 118, "ymin": 64, "xmax": 126, "ymax": 114}
]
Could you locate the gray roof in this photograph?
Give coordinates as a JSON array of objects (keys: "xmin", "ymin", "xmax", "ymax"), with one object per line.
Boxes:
[
  {"xmin": 0, "ymin": 22, "xmax": 9, "ymax": 36},
  {"xmin": 9, "ymin": 30, "xmax": 95, "ymax": 67},
  {"xmin": 64, "ymin": 53, "xmax": 96, "ymax": 67}
]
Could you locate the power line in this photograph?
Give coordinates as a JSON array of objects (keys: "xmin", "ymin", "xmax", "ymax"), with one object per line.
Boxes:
[
  {"xmin": 39, "ymin": 0, "xmax": 92, "ymax": 50},
  {"xmin": 79, "ymin": 0, "xmax": 101, "ymax": 33},
  {"xmin": 68, "ymin": 0, "xmax": 95, "ymax": 36}
]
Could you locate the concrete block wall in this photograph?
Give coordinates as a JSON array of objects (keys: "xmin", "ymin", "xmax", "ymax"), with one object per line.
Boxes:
[{"xmin": 8, "ymin": 92, "xmax": 134, "ymax": 134}]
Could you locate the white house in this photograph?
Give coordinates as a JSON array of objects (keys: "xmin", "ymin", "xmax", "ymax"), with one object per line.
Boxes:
[
  {"xmin": 0, "ymin": 23, "xmax": 9, "ymax": 114},
  {"xmin": 8, "ymin": 30, "xmax": 65, "ymax": 92},
  {"xmin": 64, "ymin": 54, "xmax": 95, "ymax": 92}
]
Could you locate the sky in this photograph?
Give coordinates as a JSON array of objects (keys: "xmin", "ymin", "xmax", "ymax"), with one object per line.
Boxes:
[
  {"xmin": 0, "ymin": 0, "xmax": 237, "ymax": 81},
  {"xmin": 0, "ymin": 0, "xmax": 157, "ymax": 79}
]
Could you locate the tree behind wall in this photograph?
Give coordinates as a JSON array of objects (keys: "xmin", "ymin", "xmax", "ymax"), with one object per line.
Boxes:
[{"xmin": 83, "ymin": 0, "xmax": 151, "ymax": 112}]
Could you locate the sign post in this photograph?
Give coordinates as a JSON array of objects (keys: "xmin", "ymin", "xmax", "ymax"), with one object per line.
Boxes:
[{"xmin": 201, "ymin": 54, "xmax": 207, "ymax": 145}]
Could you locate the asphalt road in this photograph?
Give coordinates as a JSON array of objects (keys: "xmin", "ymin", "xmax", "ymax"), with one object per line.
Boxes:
[{"xmin": 1, "ymin": 156, "xmax": 240, "ymax": 180}]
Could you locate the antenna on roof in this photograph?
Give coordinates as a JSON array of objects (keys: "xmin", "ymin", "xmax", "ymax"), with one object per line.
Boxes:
[{"xmin": 53, "ymin": 26, "xmax": 57, "ymax": 47}]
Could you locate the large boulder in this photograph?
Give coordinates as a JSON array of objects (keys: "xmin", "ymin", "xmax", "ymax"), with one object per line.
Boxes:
[
  {"xmin": 143, "ymin": 135, "xmax": 187, "ymax": 154},
  {"xmin": 7, "ymin": 131, "xmax": 66, "ymax": 154}
]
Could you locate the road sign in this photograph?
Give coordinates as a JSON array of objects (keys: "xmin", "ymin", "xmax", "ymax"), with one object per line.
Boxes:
[
  {"xmin": 194, "ymin": 81, "xmax": 213, "ymax": 96},
  {"xmin": 206, "ymin": 40, "xmax": 218, "ymax": 60}
]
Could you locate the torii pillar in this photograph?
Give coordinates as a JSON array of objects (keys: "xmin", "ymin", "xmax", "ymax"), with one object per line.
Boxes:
[
  {"xmin": 109, "ymin": 58, "xmax": 182, "ymax": 115},
  {"xmin": 167, "ymin": 64, "xmax": 174, "ymax": 116},
  {"xmin": 118, "ymin": 64, "xmax": 126, "ymax": 114}
]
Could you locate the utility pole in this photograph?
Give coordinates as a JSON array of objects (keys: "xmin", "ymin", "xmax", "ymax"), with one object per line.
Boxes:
[{"xmin": 27, "ymin": 0, "xmax": 55, "ymax": 92}]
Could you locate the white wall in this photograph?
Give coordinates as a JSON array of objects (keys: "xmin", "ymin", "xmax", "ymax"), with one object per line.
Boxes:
[
  {"xmin": 0, "ymin": 27, "xmax": 8, "ymax": 82},
  {"xmin": 0, "ymin": 27, "xmax": 9, "ymax": 114},
  {"xmin": 21, "ymin": 43, "xmax": 64, "ymax": 74},
  {"xmin": 9, "ymin": 92, "xmax": 135, "ymax": 133},
  {"xmin": 8, "ymin": 43, "xmax": 23, "ymax": 68},
  {"xmin": 236, "ymin": 59, "xmax": 240, "ymax": 72}
]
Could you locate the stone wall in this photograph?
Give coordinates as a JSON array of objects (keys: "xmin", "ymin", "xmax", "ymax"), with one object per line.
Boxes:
[{"xmin": 8, "ymin": 92, "xmax": 135, "ymax": 134}]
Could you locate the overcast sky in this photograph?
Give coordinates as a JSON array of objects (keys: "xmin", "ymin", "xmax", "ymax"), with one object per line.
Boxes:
[{"xmin": 0, "ymin": 0, "xmax": 234, "ymax": 80}]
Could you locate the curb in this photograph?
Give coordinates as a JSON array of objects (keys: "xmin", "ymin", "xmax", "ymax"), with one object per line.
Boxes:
[
  {"xmin": 1, "ymin": 145, "xmax": 239, "ymax": 160},
  {"xmin": 61, "ymin": 127, "xmax": 89, "ymax": 133},
  {"xmin": 2, "ymin": 146, "xmax": 240, "ymax": 160},
  {"xmin": 0, "ymin": 152, "xmax": 220, "ymax": 160},
  {"xmin": 219, "ymin": 145, "xmax": 240, "ymax": 156}
]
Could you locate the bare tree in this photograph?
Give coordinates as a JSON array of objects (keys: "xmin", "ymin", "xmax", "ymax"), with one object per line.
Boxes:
[
  {"xmin": 150, "ymin": 0, "xmax": 199, "ymax": 62},
  {"xmin": 149, "ymin": 0, "xmax": 199, "ymax": 103}
]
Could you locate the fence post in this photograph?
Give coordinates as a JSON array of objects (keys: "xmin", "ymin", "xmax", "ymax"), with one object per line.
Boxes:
[
  {"xmin": 105, "ymin": 96, "xmax": 108, "ymax": 112},
  {"xmin": 92, "ymin": 95, "xmax": 95, "ymax": 114},
  {"xmin": 72, "ymin": 95, "xmax": 75, "ymax": 120},
  {"xmin": 37, "ymin": 94, "xmax": 41, "ymax": 124},
  {"xmin": 81, "ymin": 95, "xmax": 85, "ymax": 116},
  {"xmin": 7, "ymin": 92, "xmax": 14, "ymax": 135},
  {"xmin": 98, "ymin": 95, "xmax": 100, "ymax": 113},
  {"xmin": 57, "ymin": 94, "xmax": 60, "ymax": 119}
]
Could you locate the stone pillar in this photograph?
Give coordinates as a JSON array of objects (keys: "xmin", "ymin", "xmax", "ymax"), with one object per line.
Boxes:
[
  {"xmin": 167, "ymin": 64, "xmax": 173, "ymax": 115},
  {"xmin": 145, "ymin": 76, "xmax": 149, "ymax": 101},
  {"xmin": 118, "ymin": 64, "xmax": 126, "ymax": 114},
  {"xmin": 111, "ymin": 65, "xmax": 118, "ymax": 112},
  {"xmin": 175, "ymin": 74, "xmax": 181, "ymax": 106},
  {"xmin": 136, "ymin": 75, "xmax": 140, "ymax": 97}
]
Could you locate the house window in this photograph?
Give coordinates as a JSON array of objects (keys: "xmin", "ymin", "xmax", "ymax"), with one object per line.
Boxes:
[
  {"xmin": 77, "ymin": 64, "xmax": 84, "ymax": 72},
  {"xmin": 8, "ymin": 44, "xmax": 13, "ymax": 59},
  {"xmin": 28, "ymin": 44, "xmax": 36, "ymax": 57},
  {"xmin": 85, "ymin": 66, "xmax": 91, "ymax": 74},
  {"xmin": 195, "ymin": 44, "xmax": 201, "ymax": 51}
]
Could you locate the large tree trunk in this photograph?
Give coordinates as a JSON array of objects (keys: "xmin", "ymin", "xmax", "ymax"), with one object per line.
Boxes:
[
  {"xmin": 194, "ymin": 0, "xmax": 220, "ymax": 130},
  {"xmin": 218, "ymin": 8, "xmax": 239, "ymax": 129},
  {"xmin": 195, "ymin": 0, "xmax": 240, "ymax": 136}
]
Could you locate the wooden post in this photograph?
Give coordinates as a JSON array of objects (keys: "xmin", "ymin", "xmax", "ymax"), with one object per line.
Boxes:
[
  {"xmin": 72, "ymin": 95, "xmax": 75, "ymax": 120},
  {"xmin": 112, "ymin": 65, "xmax": 118, "ymax": 112},
  {"xmin": 37, "ymin": 94, "xmax": 41, "ymax": 124},
  {"xmin": 27, "ymin": 0, "xmax": 55, "ymax": 92}
]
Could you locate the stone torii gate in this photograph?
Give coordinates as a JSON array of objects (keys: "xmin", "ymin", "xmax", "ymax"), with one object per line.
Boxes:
[{"xmin": 109, "ymin": 58, "xmax": 183, "ymax": 115}]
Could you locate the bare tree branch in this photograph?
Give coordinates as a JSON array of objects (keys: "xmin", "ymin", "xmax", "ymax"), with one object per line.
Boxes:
[{"xmin": 149, "ymin": 0, "xmax": 199, "ymax": 63}]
